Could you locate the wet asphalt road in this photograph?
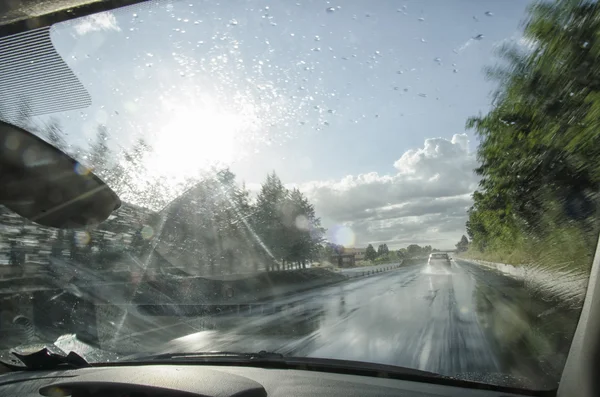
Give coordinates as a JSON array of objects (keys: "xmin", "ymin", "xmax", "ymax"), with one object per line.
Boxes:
[{"xmin": 154, "ymin": 259, "xmax": 576, "ymax": 389}]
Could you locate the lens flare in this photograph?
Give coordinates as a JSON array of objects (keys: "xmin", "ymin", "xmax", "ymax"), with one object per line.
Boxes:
[
  {"xmin": 74, "ymin": 163, "xmax": 90, "ymax": 175},
  {"xmin": 5, "ymin": 134, "xmax": 19, "ymax": 151},
  {"xmin": 141, "ymin": 225, "xmax": 154, "ymax": 239},
  {"xmin": 329, "ymin": 225, "xmax": 355, "ymax": 247},
  {"xmin": 75, "ymin": 231, "xmax": 91, "ymax": 246}
]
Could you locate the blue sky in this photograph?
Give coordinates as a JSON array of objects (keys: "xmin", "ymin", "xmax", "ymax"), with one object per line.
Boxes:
[{"xmin": 38, "ymin": 0, "xmax": 533, "ymax": 248}]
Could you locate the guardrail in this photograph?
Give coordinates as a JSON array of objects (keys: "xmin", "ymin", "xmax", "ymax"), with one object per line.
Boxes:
[
  {"xmin": 342, "ymin": 263, "xmax": 403, "ymax": 279},
  {"xmin": 133, "ymin": 264, "xmax": 404, "ymax": 320}
]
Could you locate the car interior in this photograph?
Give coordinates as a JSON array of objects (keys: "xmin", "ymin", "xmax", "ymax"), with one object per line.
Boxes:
[{"xmin": 0, "ymin": 1, "xmax": 599, "ymax": 397}]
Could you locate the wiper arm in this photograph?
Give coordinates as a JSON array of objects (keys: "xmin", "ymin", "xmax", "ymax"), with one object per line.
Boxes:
[{"xmin": 4, "ymin": 347, "xmax": 90, "ymax": 370}]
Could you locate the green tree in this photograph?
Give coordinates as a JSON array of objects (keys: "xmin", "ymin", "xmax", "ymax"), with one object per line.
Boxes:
[
  {"xmin": 455, "ymin": 235, "xmax": 469, "ymax": 252},
  {"xmin": 383, "ymin": 243, "xmax": 389, "ymax": 255},
  {"xmin": 252, "ymin": 173, "xmax": 325, "ymax": 270},
  {"xmin": 87, "ymin": 125, "xmax": 111, "ymax": 177},
  {"xmin": 253, "ymin": 172, "xmax": 288, "ymax": 271},
  {"xmin": 396, "ymin": 248, "xmax": 407, "ymax": 259},
  {"xmin": 465, "ymin": 0, "xmax": 600, "ymax": 269},
  {"xmin": 365, "ymin": 244, "xmax": 377, "ymax": 261},
  {"xmin": 406, "ymin": 244, "xmax": 422, "ymax": 257},
  {"xmin": 283, "ymin": 188, "xmax": 325, "ymax": 268},
  {"xmin": 42, "ymin": 118, "xmax": 68, "ymax": 152}
]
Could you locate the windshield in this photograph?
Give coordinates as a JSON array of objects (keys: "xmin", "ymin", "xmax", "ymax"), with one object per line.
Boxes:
[{"xmin": 0, "ymin": 0, "xmax": 597, "ymax": 392}]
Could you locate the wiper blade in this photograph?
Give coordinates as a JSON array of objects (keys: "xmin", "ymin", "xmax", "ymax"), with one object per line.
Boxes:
[
  {"xmin": 123, "ymin": 351, "xmax": 440, "ymax": 379},
  {"xmin": 8, "ymin": 347, "xmax": 90, "ymax": 370},
  {"xmin": 131, "ymin": 350, "xmax": 284, "ymax": 362},
  {"xmin": 124, "ymin": 354, "xmax": 531, "ymax": 394}
]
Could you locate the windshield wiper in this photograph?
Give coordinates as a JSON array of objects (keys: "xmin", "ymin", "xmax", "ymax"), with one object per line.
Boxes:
[
  {"xmin": 120, "ymin": 353, "xmax": 538, "ymax": 395},
  {"xmin": 122, "ymin": 351, "xmax": 441, "ymax": 379},
  {"xmin": 7, "ymin": 347, "xmax": 90, "ymax": 370},
  {"xmin": 130, "ymin": 350, "xmax": 284, "ymax": 363}
]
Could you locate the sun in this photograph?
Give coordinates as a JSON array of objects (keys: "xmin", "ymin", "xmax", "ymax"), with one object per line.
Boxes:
[{"xmin": 146, "ymin": 99, "xmax": 253, "ymax": 183}]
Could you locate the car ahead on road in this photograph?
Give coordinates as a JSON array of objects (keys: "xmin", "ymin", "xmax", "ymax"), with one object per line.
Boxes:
[{"xmin": 427, "ymin": 253, "xmax": 451, "ymax": 267}]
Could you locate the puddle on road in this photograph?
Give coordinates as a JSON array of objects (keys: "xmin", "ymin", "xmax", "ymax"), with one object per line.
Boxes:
[{"xmin": 421, "ymin": 264, "xmax": 454, "ymax": 276}]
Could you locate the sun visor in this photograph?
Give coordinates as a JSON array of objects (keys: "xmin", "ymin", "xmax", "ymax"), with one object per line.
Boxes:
[{"xmin": 0, "ymin": 120, "xmax": 121, "ymax": 228}]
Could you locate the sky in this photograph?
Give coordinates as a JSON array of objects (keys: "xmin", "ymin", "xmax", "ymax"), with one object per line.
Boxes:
[{"xmin": 27, "ymin": 0, "xmax": 532, "ymax": 249}]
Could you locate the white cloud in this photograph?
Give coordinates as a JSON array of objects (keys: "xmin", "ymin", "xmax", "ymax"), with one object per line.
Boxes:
[
  {"xmin": 74, "ymin": 13, "xmax": 121, "ymax": 35},
  {"xmin": 299, "ymin": 134, "xmax": 479, "ymax": 249}
]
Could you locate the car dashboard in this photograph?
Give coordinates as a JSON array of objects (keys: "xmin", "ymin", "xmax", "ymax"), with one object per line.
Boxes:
[{"xmin": 0, "ymin": 364, "xmax": 536, "ymax": 397}]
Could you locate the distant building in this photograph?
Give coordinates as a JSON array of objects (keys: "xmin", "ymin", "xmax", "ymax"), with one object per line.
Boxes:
[
  {"xmin": 344, "ymin": 248, "xmax": 366, "ymax": 261},
  {"xmin": 329, "ymin": 247, "xmax": 367, "ymax": 268}
]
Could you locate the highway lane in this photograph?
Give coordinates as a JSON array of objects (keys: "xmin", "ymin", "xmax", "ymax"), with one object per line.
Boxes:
[{"xmin": 157, "ymin": 259, "xmax": 578, "ymax": 389}]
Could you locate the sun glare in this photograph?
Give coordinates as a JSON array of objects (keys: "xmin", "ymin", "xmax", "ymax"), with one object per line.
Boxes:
[{"xmin": 146, "ymin": 101, "xmax": 254, "ymax": 182}]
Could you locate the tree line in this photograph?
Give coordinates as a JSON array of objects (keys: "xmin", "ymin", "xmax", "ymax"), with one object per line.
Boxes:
[
  {"xmin": 366, "ymin": 243, "xmax": 439, "ymax": 262},
  {"xmin": 465, "ymin": 0, "xmax": 600, "ymax": 271},
  {"xmin": 364, "ymin": 243, "xmax": 390, "ymax": 261},
  {"xmin": 157, "ymin": 170, "xmax": 325, "ymax": 274}
]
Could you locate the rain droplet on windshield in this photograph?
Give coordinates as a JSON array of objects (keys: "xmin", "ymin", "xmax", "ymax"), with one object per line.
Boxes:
[
  {"xmin": 418, "ymin": 17, "xmax": 425, "ymax": 22},
  {"xmin": 473, "ymin": 34, "xmax": 484, "ymax": 40},
  {"xmin": 229, "ymin": 19, "xmax": 239, "ymax": 26},
  {"xmin": 453, "ymin": 69, "xmax": 458, "ymax": 73},
  {"xmin": 419, "ymin": 93, "xmax": 427, "ymax": 98},
  {"xmin": 485, "ymin": 11, "xmax": 494, "ymax": 16},
  {"xmin": 326, "ymin": 7, "xmax": 336, "ymax": 13},
  {"xmin": 434, "ymin": 57, "xmax": 442, "ymax": 63},
  {"xmin": 314, "ymin": 35, "xmax": 321, "ymax": 41}
]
